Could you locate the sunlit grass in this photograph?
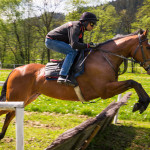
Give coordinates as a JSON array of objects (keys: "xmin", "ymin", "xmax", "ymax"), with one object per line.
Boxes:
[{"xmin": 0, "ymin": 112, "xmax": 88, "ymax": 150}]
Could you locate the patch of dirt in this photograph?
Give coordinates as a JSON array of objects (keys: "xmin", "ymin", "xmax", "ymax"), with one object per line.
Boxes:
[
  {"xmin": 24, "ymin": 120, "xmax": 62, "ymax": 130},
  {"xmin": 1, "ymin": 137, "xmax": 14, "ymax": 143},
  {"xmin": 0, "ymin": 111, "xmax": 89, "ymax": 130},
  {"xmin": 24, "ymin": 111, "xmax": 89, "ymax": 119}
]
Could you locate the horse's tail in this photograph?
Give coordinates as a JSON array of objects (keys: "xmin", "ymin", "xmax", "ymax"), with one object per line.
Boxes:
[{"xmin": 0, "ymin": 71, "xmax": 13, "ymax": 102}]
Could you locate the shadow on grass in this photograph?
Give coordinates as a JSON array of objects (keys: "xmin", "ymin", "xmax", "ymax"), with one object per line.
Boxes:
[{"xmin": 87, "ymin": 124, "xmax": 136, "ymax": 150}]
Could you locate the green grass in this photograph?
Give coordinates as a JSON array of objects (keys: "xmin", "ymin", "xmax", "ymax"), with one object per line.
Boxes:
[
  {"xmin": 0, "ymin": 112, "xmax": 150, "ymax": 150},
  {"xmin": 88, "ymin": 120, "xmax": 150, "ymax": 150},
  {"xmin": 0, "ymin": 112, "xmax": 89, "ymax": 150},
  {"xmin": 0, "ymin": 70, "xmax": 12, "ymax": 81}
]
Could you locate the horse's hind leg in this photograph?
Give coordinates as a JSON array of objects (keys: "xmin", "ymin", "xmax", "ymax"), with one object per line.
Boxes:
[{"xmin": 0, "ymin": 111, "xmax": 15, "ymax": 140}]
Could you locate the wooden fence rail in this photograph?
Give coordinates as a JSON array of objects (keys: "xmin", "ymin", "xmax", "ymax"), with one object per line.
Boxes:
[{"xmin": 45, "ymin": 92, "xmax": 132, "ymax": 150}]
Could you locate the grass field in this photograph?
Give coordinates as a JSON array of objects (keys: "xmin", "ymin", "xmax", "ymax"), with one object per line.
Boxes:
[{"xmin": 0, "ymin": 70, "xmax": 150, "ymax": 149}]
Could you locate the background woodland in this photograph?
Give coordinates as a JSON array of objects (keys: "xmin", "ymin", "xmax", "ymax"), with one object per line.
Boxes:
[{"xmin": 0, "ymin": 0, "xmax": 149, "ymax": 67}]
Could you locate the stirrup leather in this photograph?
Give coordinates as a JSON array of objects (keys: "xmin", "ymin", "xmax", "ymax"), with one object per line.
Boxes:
[{"xmin": 74, "ymin": 86, "xmax": 86, "ymax": 102}]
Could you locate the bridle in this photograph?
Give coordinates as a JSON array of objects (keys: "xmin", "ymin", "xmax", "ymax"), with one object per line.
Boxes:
[
  {"xmin": 99, "ymin": 34, "xmax": 150, "ymax": 76},
  {"xmin": 133, "ymin": 34, "xmax": 150, "ymax": 71}
]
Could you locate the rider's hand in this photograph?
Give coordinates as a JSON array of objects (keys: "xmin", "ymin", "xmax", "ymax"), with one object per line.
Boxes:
[{"xmin": 89, "ymin": 42, "xmax": 97, "ymax": 48}]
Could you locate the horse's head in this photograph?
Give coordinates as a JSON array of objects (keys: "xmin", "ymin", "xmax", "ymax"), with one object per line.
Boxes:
[{"xmin": 132, "ymin": 29, "xmax": 150, "ymax": 74}]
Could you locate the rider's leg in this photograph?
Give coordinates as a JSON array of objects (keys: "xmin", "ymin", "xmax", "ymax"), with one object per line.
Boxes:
[{"xmin": 45, "ymin": 38, "xmax": 78, "ymax": 85}]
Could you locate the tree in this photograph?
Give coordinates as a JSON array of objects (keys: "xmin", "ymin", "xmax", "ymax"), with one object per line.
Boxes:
[
  {"xmin": 90, "ymin": 5, "xmax": 120, "ymax": 43},
  {"xmin": 0, "ymin": 0, "xmax": 65, "ymax": 65},
  {"xmin": 111, "ymin": 0, "xmax": 144, "ymax": 34},
  {"xmin": 29, "ymin": 0, "xmax": 65, "ymax": 63},
  {"xmin": 65, "ymin": 2, "xmax": 120, "ymax": 43},
  {"xmin": 131, "ymin": 0, "xmax": 150, "ymax": 38},
  {"xmin": 0, "ymin": 0, "xmax": 25, "ymax": 64},
  {"xmin": 0, "ymin": 0, "xmax": 36, "ymax": 64}
]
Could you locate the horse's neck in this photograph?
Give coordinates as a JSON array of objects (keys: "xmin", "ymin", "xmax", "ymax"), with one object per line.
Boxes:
[
  {"xmin": 97, "ymin": 36, "xmax": 138, "ymax": 69},
  {"xmin": 105, "ymin": 36, "xmax": 139, "ymax": 61},
  {"xmin": 113, "ymin": 36, "xmax": 138, "ymax": 56}
]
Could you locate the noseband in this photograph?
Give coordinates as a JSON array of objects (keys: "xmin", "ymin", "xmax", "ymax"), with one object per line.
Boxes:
[{"xmin": 133, "ymin": 34, "xmax": 150, "ymax": 71}]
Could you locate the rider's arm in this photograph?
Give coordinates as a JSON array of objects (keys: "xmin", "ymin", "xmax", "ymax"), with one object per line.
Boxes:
[{"xmin": 68, "ymin": 24, "xmax": 88, "ymax": 50}]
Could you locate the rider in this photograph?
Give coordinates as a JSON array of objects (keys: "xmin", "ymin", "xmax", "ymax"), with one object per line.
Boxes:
[{"xmin": 45, "ymin": 12, "xmax": 99, "ymax": 86}]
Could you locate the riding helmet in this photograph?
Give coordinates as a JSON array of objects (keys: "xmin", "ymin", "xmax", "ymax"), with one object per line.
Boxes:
[
  {"xmin": 80, "ymin": 12, "xmax": 99, "ymax": 29},
  {"xmin": 79, "ymin": 12, "xmax": 99, "ymax": 22}
]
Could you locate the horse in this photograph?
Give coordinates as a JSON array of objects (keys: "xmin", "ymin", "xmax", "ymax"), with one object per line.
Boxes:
[{"xmin": 0, "ymin": 29, "xmax": 150, "ymax": 140}]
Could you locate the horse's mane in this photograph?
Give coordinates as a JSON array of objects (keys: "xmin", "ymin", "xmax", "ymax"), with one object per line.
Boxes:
[{"xmin": 97, "ymin": 29, "xmax": 144, "ymax": 47}]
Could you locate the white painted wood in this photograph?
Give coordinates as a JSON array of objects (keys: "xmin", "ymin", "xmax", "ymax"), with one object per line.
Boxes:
[
  {"xmin": 0, "ymin": 102, "xmax": 24, "ymax": 150},
  {"xmin": 113, "ymin": 94, "xmax": 122, "ymax": 124},
  {"xmin": 16, "ymin": 108, "xmax": 24, "ymax": 150},
  {"xmin": 0, "ymin": 102, "xmax": 24, "ymax": 110}
]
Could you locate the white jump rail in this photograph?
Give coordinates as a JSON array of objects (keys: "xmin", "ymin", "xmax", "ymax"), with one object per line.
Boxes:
[
  {"xmin": 113, "ymin": 94, "xmax": 122, "ymax": 124},
  {"xmin": 0, "ymin": 102, "xmax": 24, "ymax": 150}
]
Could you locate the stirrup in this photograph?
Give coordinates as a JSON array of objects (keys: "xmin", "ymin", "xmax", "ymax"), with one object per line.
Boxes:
[{"xmin": 57, "ymin": 76, "xmax": 75, "ymax": 87}]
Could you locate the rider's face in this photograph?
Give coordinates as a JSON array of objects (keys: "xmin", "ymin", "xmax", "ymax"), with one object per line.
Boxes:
[{"xmin": 86, "ymin": 22, "xmax": 95, "ymax": 31}]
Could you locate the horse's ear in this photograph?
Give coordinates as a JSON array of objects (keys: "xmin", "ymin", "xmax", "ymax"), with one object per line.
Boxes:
[{"xmin": 143, "ymin": 29, "xmax": 148, "ymax": 36}]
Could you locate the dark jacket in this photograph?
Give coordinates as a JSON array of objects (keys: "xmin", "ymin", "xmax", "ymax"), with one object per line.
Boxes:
[{"xmin": 46, "ymin": 21, "xmax": 88, "ymax": 50}]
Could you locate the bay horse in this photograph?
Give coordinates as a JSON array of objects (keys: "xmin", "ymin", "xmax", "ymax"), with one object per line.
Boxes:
[{"xmin": 0, "ymin": 29, "xmax": 150, "ymax": 139}]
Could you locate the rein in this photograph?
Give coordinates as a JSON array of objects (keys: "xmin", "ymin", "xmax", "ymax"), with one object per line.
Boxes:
[{"xmin": 99, "ymin": 34, "xmax": 150, "ymax": 76}]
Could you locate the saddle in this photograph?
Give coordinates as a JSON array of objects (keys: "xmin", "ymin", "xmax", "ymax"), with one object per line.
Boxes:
[{"xmin": 45, "ymin": 50, "xmax": 85, "ymax": 86}]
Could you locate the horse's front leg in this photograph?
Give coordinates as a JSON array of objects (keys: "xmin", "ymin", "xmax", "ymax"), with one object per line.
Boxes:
[
  {"xmin": 0, "ymin": 111, "xmax": 15, "ymax": 139},
  {"xmin": 104, "ymin": 79, "xmax": 150, "ymax": 113}
]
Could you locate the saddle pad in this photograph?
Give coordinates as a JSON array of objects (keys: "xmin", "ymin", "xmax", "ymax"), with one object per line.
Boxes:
[
  {"xmin": 45, "ymin": 50, "xmax": 86, "ymax": 81},
  {"xmin": 45, "ymin": 61, "xmax": 62, "ymax": 78}
]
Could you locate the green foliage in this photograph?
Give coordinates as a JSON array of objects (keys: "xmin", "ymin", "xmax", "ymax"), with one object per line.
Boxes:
[
  {"xmin": 65, "ymin": 0, "xmax": 87, "ymax": 13},
  {"xmin": 66, "ymin": 4, "xmax": 120, "ymax": 43},
  {"xmin": 65, "ymin": 0, "xmax": 88, "ymax": 22},
  {"xmin": 132, "ymin": 0, "xmax": 150, "ymax": 36},
  {"xmin": 0, "ymin": 0, "xmax": 21, "ymax": 9},
  {"xmin": 0, "ymin": 0, "xmax": 66, "ymax": 64},
  {"xmin": 91, "ymin": 5, "xmax": 120, "ymax": 43},
  {"xmin": 111, "ymin": 0, "xmax": 144, "ymax": 34},
  {"xmin": 0, "ymin": 0, "xmax": 148, "ymax": 64}
]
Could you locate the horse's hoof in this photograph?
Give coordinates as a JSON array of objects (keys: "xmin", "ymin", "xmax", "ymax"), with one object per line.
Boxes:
[
  {"xmin": 139, "ymin": 101, "xmax": 150, "ymax": 114},
  {"xmin": 0, "ymin": 132, "xmax": 5, "ymax": 140},
  {"xmin": 139, "ymin": 105, "xmax": 146, "ymax": 114},
  {"xmin": 132, "ymin": 103, "xmax": 141, "ymax": 112}
]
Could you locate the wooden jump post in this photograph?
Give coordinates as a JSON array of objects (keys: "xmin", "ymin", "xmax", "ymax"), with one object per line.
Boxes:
[
  {"xmin": 0, "ymin": 102, "xmax": 24, "ymax": 150},
  {"xmin": 45, "ymin": 92, "xmax": 132, "ymax": 150}
]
